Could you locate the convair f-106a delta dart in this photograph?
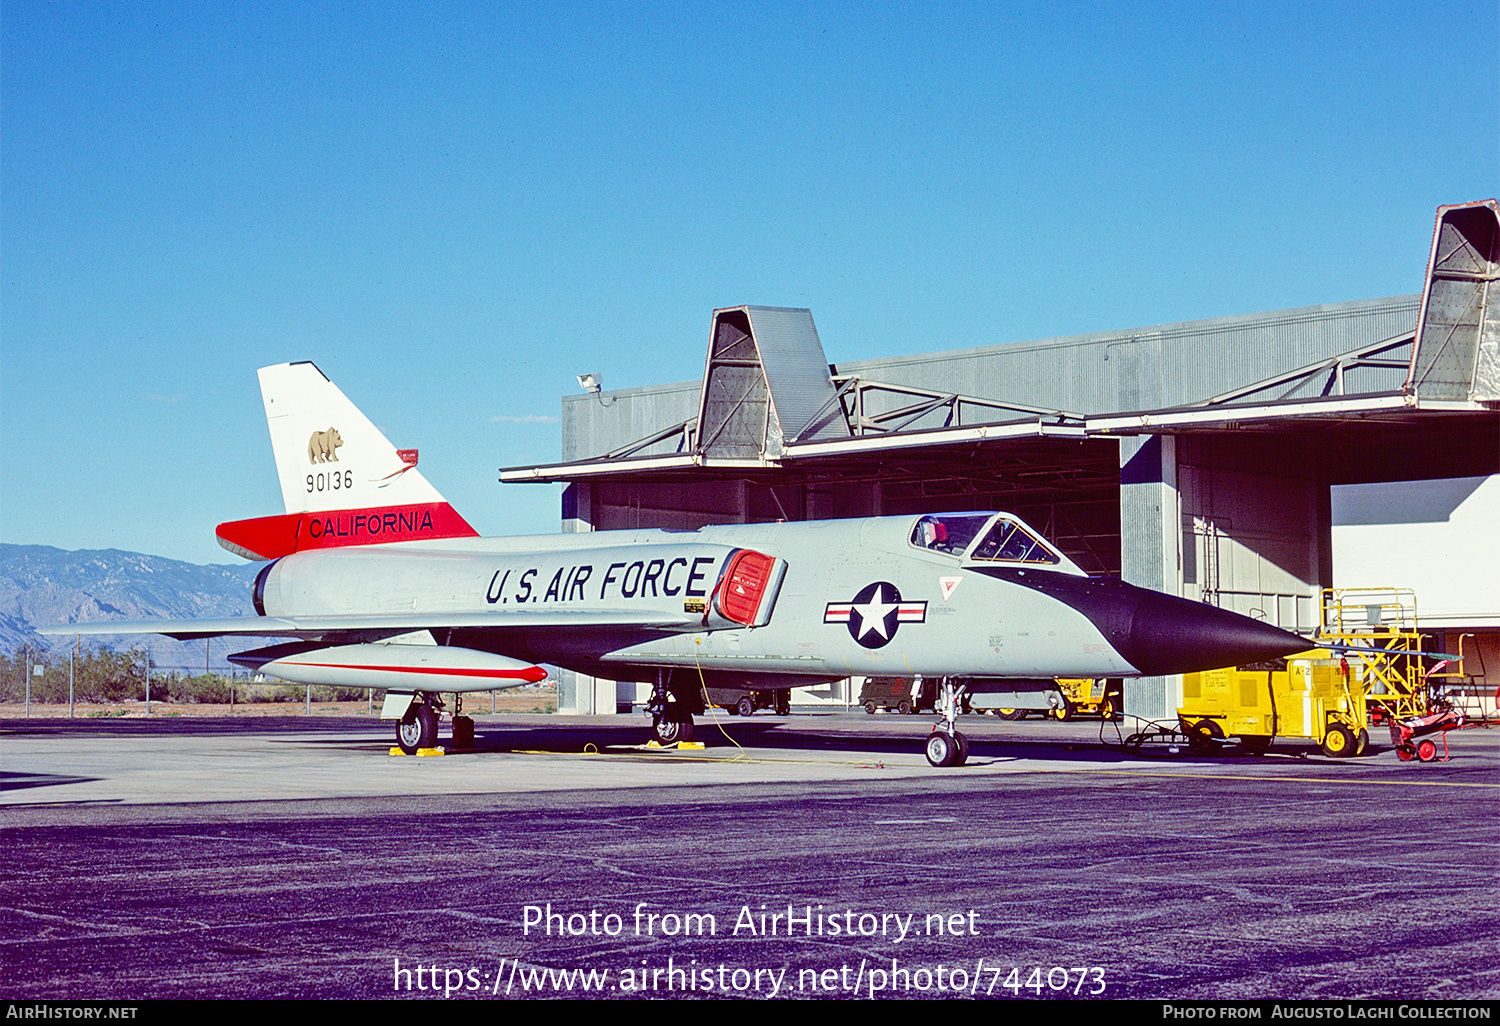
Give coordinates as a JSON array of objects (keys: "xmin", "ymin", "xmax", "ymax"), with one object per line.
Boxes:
[{"xmin": 46, "ymin": 362, "xmax": 1311, "ymax": 766}]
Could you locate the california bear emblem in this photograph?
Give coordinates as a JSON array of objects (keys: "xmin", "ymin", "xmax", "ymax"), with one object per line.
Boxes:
[{"xmin": 308, "ymin": 428, "xmax": 343, "ymax": 463}]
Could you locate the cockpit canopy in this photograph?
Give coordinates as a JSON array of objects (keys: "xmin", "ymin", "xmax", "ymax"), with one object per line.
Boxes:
[
  {"xmin": 909, "ymin": 512, "xmax": 1077, "ymax": 571},
  {"xmin": 970, "ymin": 518, "xmax": 1058, "ymax": 564}
]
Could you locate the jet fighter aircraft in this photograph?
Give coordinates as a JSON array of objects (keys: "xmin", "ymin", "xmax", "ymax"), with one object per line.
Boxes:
[{"xmin": 45, "ymin": 362, "xmax": 1311, "ymax": 766}]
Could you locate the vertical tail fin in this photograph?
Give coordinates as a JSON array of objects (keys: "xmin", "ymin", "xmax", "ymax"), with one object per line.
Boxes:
[{"xmin": 216, "ymin": 362, "xmax": 478, "ymax": 560}]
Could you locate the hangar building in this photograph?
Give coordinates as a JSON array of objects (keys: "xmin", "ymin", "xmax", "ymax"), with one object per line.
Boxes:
[{"xmin": 503, "ymin": 201, "xmax": 1500, "ymax": 723}]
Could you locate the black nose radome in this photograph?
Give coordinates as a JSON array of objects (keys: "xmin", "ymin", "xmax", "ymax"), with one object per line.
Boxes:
[{"xmin": 971, "ymin": 567, "xmax": 1310, "ymax": 675}]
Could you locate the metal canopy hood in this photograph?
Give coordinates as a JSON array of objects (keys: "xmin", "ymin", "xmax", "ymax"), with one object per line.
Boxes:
[
  {"xmin": 694, "ymin": 305, "xmax": 850, "ymax": 460},
  {"xmin": 1406, "ymin": 199, "xmax": 1500, "ymax": 402}
]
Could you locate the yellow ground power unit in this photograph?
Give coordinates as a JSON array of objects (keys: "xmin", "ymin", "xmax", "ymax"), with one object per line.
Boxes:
[
  {"xmin": 1179, "ymin": 650, "xmax": 1370, "ymax": 757},
  {"xmin": 1053, "ymin": 678, "xmax": 1124, "ymax": 721}
]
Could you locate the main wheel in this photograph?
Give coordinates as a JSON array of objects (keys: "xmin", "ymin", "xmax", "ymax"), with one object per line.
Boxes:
[
  {"xmin": 925, "ymin": 731, "xmax": 958, "ymax": 767},
  {"xmin": 1416, "ymin": 738, "xmax": 1437, "ymax": 762},
  {"xmin": 396, "ymin": 703, "xmax": 438, "ymax": 754},
  {"xmin": 1321, "ymin": 725, "xmax": 1354, "ymax": 758},
  {"xmin": 653, "ymin": 713, "xmax": 694, "ymax": 745},
  {"xmin": 736, "ymin": 696, "xmax": 756, "ymax": 717}
]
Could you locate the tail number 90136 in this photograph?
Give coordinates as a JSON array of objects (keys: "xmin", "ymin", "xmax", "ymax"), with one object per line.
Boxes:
[{"xmin": 308, "ymin": 471, "xmax": 354, "ymax": 492}]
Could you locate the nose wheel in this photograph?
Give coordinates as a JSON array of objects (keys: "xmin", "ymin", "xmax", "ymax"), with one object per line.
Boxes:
[{"xmin": 925, "ymin": 729, "xmax": 969, "ymax": 767}]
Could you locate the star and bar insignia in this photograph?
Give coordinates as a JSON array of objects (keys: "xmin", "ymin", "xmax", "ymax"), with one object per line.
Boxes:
[{"xmin": 824, "ymin": 581, "xmax": 927, "ymax": 649}]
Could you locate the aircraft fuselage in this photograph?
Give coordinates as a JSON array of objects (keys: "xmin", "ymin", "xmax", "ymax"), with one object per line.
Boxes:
[{"xmin": 253, "ymin": 513, "xmax": 1305, "ymax": 690}]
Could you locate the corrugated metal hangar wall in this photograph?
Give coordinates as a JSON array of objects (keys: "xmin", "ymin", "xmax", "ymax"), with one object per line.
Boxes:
[{"xmin": 506, "ymin": 201, "xmax": 1500, "ymax": 722}]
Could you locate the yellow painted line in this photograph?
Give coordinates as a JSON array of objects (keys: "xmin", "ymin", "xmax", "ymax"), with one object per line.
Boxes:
[
  {"xmin": 563, "ymin": 748, "xmax": 1496, "ymax": 782},
  {"xmin": 1032, "ymin": 767, "xmax": 1500, "ymax": 789}
]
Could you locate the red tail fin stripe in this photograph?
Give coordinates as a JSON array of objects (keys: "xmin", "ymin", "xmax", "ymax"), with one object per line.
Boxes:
[{"xmin": 217, "ymin": 502, "xmax": 478, "ymax": 560}]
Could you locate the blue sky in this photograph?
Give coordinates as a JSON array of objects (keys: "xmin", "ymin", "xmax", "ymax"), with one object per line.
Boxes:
[{"xmin": 3, "ymin": 1, "xmax": 1496, "ymax": 565}]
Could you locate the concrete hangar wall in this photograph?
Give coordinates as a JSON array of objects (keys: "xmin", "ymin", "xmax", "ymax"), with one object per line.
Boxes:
[{"xmin": 505, "ymin": 201, "xmax": 1500, "ymax": 721}]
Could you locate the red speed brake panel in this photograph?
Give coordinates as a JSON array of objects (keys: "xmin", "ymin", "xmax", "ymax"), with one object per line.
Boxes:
[{"xmin": 715, "ymin": 549, "xmax": 781, "ymax": 627}]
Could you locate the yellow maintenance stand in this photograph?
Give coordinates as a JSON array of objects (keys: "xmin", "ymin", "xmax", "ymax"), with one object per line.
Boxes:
[
  {"xmin": 1316, "ymin": 587, "xmax": 1438, "ymax": 723},
  {"xmin": 1179, "ymin": 650, "xmax": 1371, "ymax": 757}
]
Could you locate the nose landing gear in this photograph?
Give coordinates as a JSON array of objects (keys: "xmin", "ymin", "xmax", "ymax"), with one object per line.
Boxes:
[{"xmin": 925, "ymin": 676, "xmax": 970, "ymax": 767}]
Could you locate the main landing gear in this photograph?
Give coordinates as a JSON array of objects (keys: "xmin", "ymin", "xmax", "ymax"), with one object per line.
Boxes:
[
  {"xmin": 925, "ymin": 676, "xmax": 970, "ymax": 767},
  {"xmin": 648, "ymin": 670, "xmax": 698, "ymax": 745}
]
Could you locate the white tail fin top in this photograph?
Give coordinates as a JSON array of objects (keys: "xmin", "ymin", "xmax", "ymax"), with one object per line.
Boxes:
[
  {"xmin": 217, "ymin": 362, "xmax": 476, "ymax": 559},
  {"xmin": 259, "ymin": 362, "xmax": 446, "ymax": 515}
]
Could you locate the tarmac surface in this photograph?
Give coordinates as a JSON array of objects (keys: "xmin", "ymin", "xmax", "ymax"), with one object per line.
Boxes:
[{"xmin": 2, "ymin": 710, "xmax": 1497, "ymax": 1001}]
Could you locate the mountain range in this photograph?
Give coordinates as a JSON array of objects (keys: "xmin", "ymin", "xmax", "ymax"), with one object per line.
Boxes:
[{"xmin": 0, "ymin": 543, "xmax": 262, "ymax": 672}]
